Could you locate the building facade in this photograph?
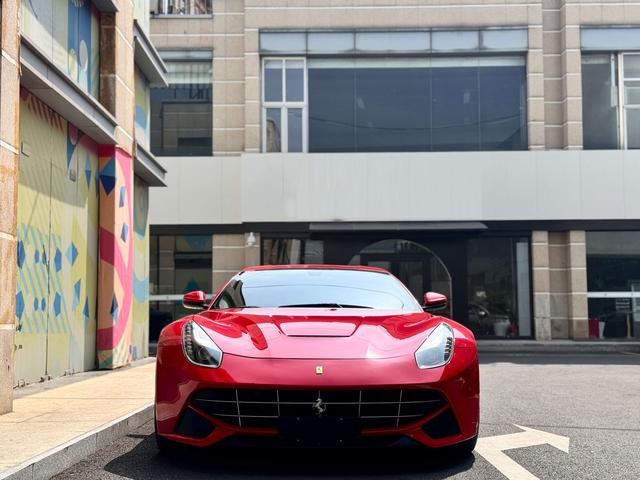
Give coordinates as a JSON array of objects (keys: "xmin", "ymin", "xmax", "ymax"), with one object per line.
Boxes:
[
  {"xmin": 0, "ymin": 0, "xmax": 167, "ymax": 413},
  {"xmin": 147, "ymin": 0, "xmax": 640, "ymax": 345}
]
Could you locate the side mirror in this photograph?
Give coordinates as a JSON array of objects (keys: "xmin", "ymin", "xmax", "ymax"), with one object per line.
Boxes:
[
  {"xmin": 423, "ymin": 292, "xmax": 448, "ymax": 312},
  {"xmin": 183, "ymin": 290, "xmax": 207, "ymax": 310}
]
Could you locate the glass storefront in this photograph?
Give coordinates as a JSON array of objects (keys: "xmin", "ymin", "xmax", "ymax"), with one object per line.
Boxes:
[
  {"xmin": 261, "ymin": 234, "xmax": 533, "ymax": 338},
  {"xmin": 149, "ymin": 235, "xmax": 212, "ymax": 342},
  {"xmin": 587, "ymin": 231, "xmax": 640, "ymax": 339}
]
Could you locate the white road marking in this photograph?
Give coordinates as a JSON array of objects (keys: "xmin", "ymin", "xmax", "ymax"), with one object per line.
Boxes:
[{"xmin": 475, "ymin": 425, "xmax": 570, "ymax": 480}]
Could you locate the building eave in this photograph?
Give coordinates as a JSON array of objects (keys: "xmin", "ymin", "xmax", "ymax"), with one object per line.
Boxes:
[
  {"xmin": 135, "ymin": 142, "xmax": 167, "ymax": 186},
  {"xmin": 133, "ymin": 20, "xmax": 169, "ymax": 87},
  {"xmin": 20, "ymin": 36, "xmax": 118, "ymax": 145}
]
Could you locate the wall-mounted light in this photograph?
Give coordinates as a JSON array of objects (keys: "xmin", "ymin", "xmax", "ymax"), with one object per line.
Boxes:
[{"xmin": 246, "ymin": 232, "xmax": 257, "ymax": 247}]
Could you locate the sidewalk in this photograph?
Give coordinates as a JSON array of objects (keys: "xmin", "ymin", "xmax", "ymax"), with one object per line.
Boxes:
[
  {"xmin": 477, "ymin": 339, "xmax": 640, "ymax": 354},
  {"xmin": 0, "ymin": 360, "xmax": 155, "ymax": 480}
]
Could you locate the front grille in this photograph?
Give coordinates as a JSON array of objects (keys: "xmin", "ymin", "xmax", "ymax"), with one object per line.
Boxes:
[{"xmin": 191, "ymin": 388, "xmax": 446, "ymax": 430}]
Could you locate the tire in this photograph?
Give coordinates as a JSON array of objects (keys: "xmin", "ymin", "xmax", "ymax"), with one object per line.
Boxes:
[
  {"xmin": 155, "ymin": 411, "xmax": 186, "ymax": 457},
  {"xmin": 439, "ymin": 435, "xmax": 477, "ymax": 458}
]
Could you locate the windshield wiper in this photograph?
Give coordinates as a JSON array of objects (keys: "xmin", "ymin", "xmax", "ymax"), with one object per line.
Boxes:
[{"xmin": 277, "ymin": 303, "xmax": 372, "ymax": 309}]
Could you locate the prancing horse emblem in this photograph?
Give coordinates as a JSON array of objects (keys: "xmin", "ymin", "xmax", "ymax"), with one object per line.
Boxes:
[{"xmin": 312, "ymin": 398, "xmax": 327, "ymax": 417}]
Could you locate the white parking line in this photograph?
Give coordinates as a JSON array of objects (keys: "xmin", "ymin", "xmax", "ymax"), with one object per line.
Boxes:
[{"xmin": 475, "ymin": 425, "xmax": 570, "ymax": 480}]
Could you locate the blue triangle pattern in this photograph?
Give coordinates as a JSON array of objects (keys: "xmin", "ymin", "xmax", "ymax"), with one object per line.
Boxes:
[
  {"xmin": 110, "ymin": 295, "xmax": 119, "ymax": 321},
  {"xmin": 99, "ymin": 157, "xmax": 116, "ymax": 195},
  {"xmin": 73, "ymin": 280, "xmax": 81, "ymax": 310},
  {"xmin": 121, "ymin": 224, "xmax": 129, "ymax": 242},
  {"xmin": 84, "ymin": 154, "xmax": 92, "ymax": 188},
  {"xmin": 119, "ymin": 186, "xmax": 126, "ymax": 208},
  {"xmin": 17, "ymin": 240, "xmax": 25, "ymax": 268},
  {"xmin": 54, "ymin": 248, "xmax": 62, "ymax": 272},
  {"xmin": 16, "ymin": 292, "xmax": 24, "ymax": 320},
  {"xmin": 66, "ymin": 243, "xmax": 78, "ymax": 265},
  {"xmin": 53, "ymin": 293, "xmax": 62, "ymax": 317}
]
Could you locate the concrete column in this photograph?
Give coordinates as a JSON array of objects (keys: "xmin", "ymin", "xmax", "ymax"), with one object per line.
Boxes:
[
  {"xmin": 567, "ymin": 231, "xmax": 588, "ymax": 339},
  {"xmin": 96, "ymin": 5, "xmax": 136, "ymax": 369},
  {"xmin": 547, "ymin": 230, "xmax": 589, "ymax": 340},
  {"xmin": 532, "ymin": 231, "xmax": 552, "ymax": 340},
  {"xmin": 212, "ymin": 233, "xmax": 261, "ymax": 293},
  {"xmin": 0, "ymin": 0, "xmax": 20, "ymax": 413},
  {"xmin": 213, "ymin": 0, "xmax": 246, "ymax": 155}
]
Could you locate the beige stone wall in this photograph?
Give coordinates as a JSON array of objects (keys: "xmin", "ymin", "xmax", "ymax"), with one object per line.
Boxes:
[
  {"xmin": 148, "ymin": 0, "xmax": 640, "ymax": 153},
  {"xmin": 533, "ymin": 230, "xmax": 588, "ymax": 340},
  {"xmin": 0, "ymin": 0, "xmax": 20, "ymax": 413},
  {"xmin": 100, "ymin": 3, "xmax": 137, "ymax": 154}
]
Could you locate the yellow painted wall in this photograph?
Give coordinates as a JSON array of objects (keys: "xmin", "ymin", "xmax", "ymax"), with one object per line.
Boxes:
[{"xmin": 15, "ymin": 88, "xmax": 99, "ymax": 384}]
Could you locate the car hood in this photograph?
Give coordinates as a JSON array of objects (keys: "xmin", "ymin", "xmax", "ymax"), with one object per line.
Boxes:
[{"xmin": 193, "ymin": 308, "xmax": 445, "ymax": 360}]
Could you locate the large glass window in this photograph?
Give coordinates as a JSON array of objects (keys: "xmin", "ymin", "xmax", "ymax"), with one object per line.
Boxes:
[
  {"xmin": 262, "ymin": 238, "xmax": 324, "ymax": 264},
  {"xmin": 582, "ymin": 54, "xmax": 619, "ymax": 149},
  {"xmin": 587, "ymin": 231, "xmax": 640, "ymax": 339},
  {"xmin": 149, "ymin": 235, "xmax": 212, "ymax": 341},
  {"xmin": 582, "ymin": 52, "xmax": 640, "ymax": 150},
  {"xmin": 152, "ymin": 0, "xmax": 212, "ymax": 15},
  {"xmin": 467, "ymin": 237, "xmax": 531, "ymax": 338},
  {"xmin": 151, "ymin": 59, "xmax": 212, "ymax": 156},
  {"xmin": 267, "ymin": 56, "xmax": 527, "ymax": 153}
]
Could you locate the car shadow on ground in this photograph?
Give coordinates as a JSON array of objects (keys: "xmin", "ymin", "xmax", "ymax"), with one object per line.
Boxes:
[{"xmin": 104, "ymin": 434, "xmax": 476, "ymax": 479}]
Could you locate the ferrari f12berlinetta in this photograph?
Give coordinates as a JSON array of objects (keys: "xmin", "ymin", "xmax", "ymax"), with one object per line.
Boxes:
[{"xmin": 155, "ymin": 265, "xmax": 479, "ymax": 454}]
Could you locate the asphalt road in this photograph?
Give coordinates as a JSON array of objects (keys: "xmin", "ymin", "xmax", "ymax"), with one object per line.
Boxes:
[{"xmin": 55, "ymin": 353, "xmax": 640, "ymax": 480}]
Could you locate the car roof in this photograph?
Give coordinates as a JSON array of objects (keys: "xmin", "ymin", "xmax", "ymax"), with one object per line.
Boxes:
[{"xmin": 241, "ymin": 264, "xmax": 390, "ymax": 274}]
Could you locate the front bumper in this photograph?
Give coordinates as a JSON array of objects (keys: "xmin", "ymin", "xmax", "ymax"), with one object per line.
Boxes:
[{"xmin": 156, "ymin": 338, "xmax": 479, "ymax": 449}]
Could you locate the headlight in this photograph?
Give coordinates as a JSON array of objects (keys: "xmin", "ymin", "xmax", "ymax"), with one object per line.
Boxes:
[
  {"xmin": 182, "ymin": 321, "xmax": 223, "ymax": 368},
  {"xmin": 415, "ymin": 323, "xmax": 454, "ymax": 369}
]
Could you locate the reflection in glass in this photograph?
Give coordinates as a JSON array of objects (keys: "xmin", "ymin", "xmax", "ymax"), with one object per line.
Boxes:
[
  {"xmin": 587, "ymin": 231, "xmax": 640, "ymax": 339},
  {"xmin": 582, "ymin": 54, "xmax": 619, "ymax": 149},
  {"xmin": 262, "ymin": 238, "xmax": 325, "ymax": 264},
  {"xmin": 431, "ymin": 65, "xmax": 478, "ymax": 151},
  {"xmin": 286, "ymin": 60, "xmax": 304, "ymax": 102},
  {"xmin": 467, "ymin": 237, "xmax": 530, "ymax": 337},
  {"xmin": 355, "ymin": 61, "xmax": 431, "ymax": 151},
  {"xmin": 264, "ymin": 60, "xmax": 283, "ymax": 102},
  {"xmin": 307, "ymin": 57, "xmax": 527, "ymax": 152},
  {"xmin": 309, "ymin": 62, "xmax": 356, "ymax": 152},
  {"xmin": 288, "ymin": 108, "xmax": 303, "ymax": 152},
  {"xmin": 150, "ymin": 61, "xmax": 213, "ymax": 156},
  {"xmin": 266, "ymin": 108, "xmax": 281, "ymax": 152},
  {"xmin": 626, "ymin": 109, "xmax": 640, "ymax": 148}
]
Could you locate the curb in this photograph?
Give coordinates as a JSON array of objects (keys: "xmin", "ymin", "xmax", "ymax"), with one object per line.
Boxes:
[
  {"xmin": 477, "ymin": 340, "xmax": 640, "ymax": 354},
  {"xmin": 0, "ymin": 404, "xmax": 153, "ymax": 480}
]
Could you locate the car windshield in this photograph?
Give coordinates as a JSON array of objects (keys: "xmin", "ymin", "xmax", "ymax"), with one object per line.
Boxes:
[{"xmin": 212, "ymin": 269, "xmax": 422, "ymax": 312}]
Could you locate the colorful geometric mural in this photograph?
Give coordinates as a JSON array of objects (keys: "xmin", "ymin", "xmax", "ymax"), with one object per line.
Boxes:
[
  {"xmin": 15, "ymin": 88, "xmax": 99, "ymax": 384},
  {"xmin": 135, "ymin": 66, "xmax": 151, "ymax": 150},
  {"xmin": 132, "ymin": 176, "xmax": 150, "ymax": 360},
  {"xmin": 97, "ymin": 146, "xmax": 134, "ymax": 369},
  {"xmin": 21, "ymin": 0, "xmax": 100, "ymax": 98}
]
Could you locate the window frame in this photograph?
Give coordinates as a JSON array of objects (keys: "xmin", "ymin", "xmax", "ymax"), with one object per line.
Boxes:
[{"xmin": 261, "ymin": 57, "xmax": 308, "ymax": 153}]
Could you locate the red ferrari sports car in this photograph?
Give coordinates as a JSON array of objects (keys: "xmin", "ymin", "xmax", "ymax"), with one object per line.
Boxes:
[{"xmin": 155, "ymin": 265, "xmax": 479, "ymax": 454}]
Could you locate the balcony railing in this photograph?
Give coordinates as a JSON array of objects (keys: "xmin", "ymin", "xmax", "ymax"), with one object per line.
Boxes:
[{"xmin": 151, "ymin": 0, "xmax": 212, "ymax": 16}]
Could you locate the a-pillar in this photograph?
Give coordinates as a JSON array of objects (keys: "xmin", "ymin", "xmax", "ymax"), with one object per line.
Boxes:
[{"xmin": 97, "ymin": 146, "xmax": 134, "ymax": 368}]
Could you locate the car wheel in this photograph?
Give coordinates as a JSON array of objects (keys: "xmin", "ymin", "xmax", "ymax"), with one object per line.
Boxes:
[{"xmin": 155, "ymin": 412, "xmax": 185, "ymax": 457}]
